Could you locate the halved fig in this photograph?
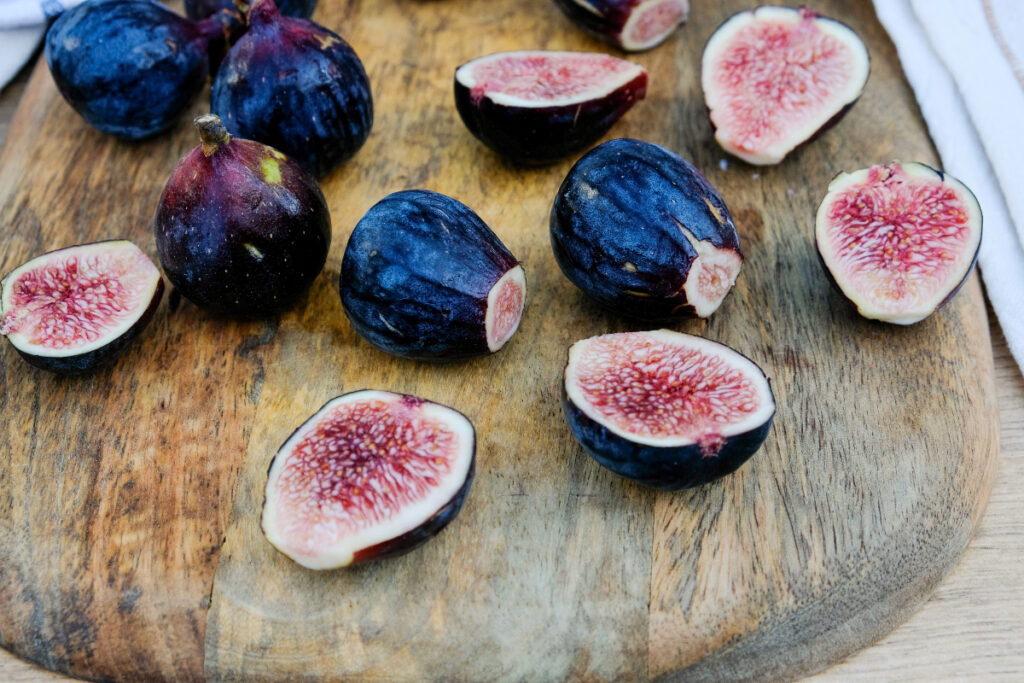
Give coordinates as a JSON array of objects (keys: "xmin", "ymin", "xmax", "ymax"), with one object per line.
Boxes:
[
  {"xmin": 454, "ymin": 50, "xmax": 647, "ymax": 164},
  {"xmin": 262, "ymin": 390, "xmax": 476, "ymax": 570},
  {"xmin": 551, "ymin": 0, "xmax": 690, "ymax": 52},
  {"xmin": 815, "ymin": 162, "xmax": 983, "ymax": 325},
  {"xmin": 701, "ymin": 6, "xmax": 870, "ymax": 165},
  {"xmin": 563, "ymin": 330, "xmax": 775, "ymax": 489},
  {"xmin": 0, "ymin": 241, "xmax": 163, "ymax": 374},
  {"xmin": 550, "ymin": 138, "xmax": 741, "ymax": 321}
]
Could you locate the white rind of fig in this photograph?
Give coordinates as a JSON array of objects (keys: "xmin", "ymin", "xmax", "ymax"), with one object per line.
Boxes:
[
  {"xmin": 701, "ymin": 6, "xmax": 870, "ymax": 166},
  {"xmin": 815, "ymin": 162, "xmax": 983, "ymax": 325}
]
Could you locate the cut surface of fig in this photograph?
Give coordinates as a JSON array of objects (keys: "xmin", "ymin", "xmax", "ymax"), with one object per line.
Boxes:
[
  {"xmin": 262, "ymin": 390, "xmax": 476, "ymax": 570},
  {"xmin": 816, "ymin": 162, "xmax": 982, "ymax": 325},
  {"xmin": 563, "ymin": 330, "xmax": 774, "ymax": 489},
  {"xmin": 701, "ymin": 6, "xmax": 870, "ymax": 165},
  {"xmin": 454, "ymin": 50, "xmax": 647, "ymax": 163},
  {"xmin": 551, "ymin": 0, "xmax": 690, "ymax": 52},
  {"xmin": 0, "ymin": 241, "xmax": 163, "ymax": 373}
]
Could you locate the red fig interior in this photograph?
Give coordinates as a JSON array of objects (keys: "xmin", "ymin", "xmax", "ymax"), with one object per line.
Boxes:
[
  {"xmin": 620, "ymin": 0, "xmax": 690, "ymax": 51},
  {"xmin": 485, "ymin": 265, "xmax": 526, "ymax": 352},
  {"xmin": 455, "ymin": 50, "xmax": 647, "ymax": 108},
  {"xmin": 565, "ymin": 330, "xmax": 775, "ymax": 450},
  {"xmin": 262, "ymin": 390, "xmax": 475, "ymax": 570}
]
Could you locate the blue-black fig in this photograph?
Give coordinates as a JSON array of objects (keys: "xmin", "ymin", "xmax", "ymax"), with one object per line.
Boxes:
[{"xmin": 186, "ymin": 0, "xmax": 316, "ymax": 20}]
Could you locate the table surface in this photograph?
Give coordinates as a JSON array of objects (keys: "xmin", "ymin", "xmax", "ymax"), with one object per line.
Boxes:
[{"xmin": 1, "ymin": 56, "xmax": 1021, "ymax": 682}]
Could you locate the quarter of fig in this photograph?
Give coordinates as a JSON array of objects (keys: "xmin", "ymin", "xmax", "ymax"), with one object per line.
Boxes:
[
  {"xmin": 341, "ymin": 190, "xmax": 526, "ymax": 361},
  {"xmin": 186, "ymin": 0, "xmax": 316, "ymax": 20},
  {"xmin": 815, "ymin": 162, "xmax": 983, "ymax": 325},
  {"xmin": 0, "ymin": 241, "xmax": 163, "ymax": 374},
  {"xmin": 701, "ymin": 6, "xmax": 870, "ymax": 165},
  {"xmin": 550, "ymin": 138, "xmax": 741, "ymax": 321},
  {"xmin": 262, "ymin": 390, "xmax": 476, "ymax": 569},
  {"xmin": 454, "ymin": 50, "xmax": 648, "ymax": 164},
  {"xmin": 45, "ymin": 0, "xmax": 242, "ymax": 140},
  {"xmin": 211, "ymin": 0, "xmax": 373, "ymax": 178},
  {"xmin": 551, "ymin": 0, "xmax": 690, "ymax": 52},
  {"xmin": 155, "ymin": 114, "xmax": 331, "ymax": 317},
  {"xmin": 563, "ymin": 330, "xmax": 775, "ymax": 490}
]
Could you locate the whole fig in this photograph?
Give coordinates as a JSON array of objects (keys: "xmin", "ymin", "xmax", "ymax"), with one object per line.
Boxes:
[
  {"xmin": 155, "ymin": 115, "xmax": 331, "ymax": 317},
  {"xmin": 186, "ymin": 0, "xmax": 316, "ymax": 20},
  {"xmin": 211, "ymin": 0, "xmax": 373, "ymax": 178}
]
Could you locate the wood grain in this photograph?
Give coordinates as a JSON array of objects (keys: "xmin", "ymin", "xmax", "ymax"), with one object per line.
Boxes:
[{"xmin": 0, "ymin": 0, "xmax": 1005, "ymax": 680}]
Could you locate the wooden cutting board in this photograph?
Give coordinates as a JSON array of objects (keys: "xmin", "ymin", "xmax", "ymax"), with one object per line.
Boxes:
[{"xmin": 0, "ymin": 0, "xmax": 999, "ymax": 680}]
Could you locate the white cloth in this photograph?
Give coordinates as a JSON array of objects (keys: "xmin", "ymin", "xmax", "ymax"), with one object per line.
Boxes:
[
  {"xmin": 0, "ymin": 1, "xmax": 83, "ymax": 89},
  {"xmin": 873, "ymin": 0, "xmax": 1024, "ymax": 372}
]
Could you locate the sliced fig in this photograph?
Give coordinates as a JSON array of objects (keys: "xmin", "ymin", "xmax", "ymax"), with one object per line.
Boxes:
[
  {"xmin": 551, "ymin": 0, "xmax": 690, "ymax": 52},
  {"xmin": 563, "ymin": 330, "xmax": 775, "ymax": 489},
  {"xmin": 155, "ymin": 114, "xmax": 331, "ymax": 317},
  {"xmin": 45, "ymin": 0, "xmax": 243, "ymax": 140},
  {"xmin": 340, "ymin": 190, "xmax": 526, "ymax": 360},
  {"xmin": 815, "ymin": 162, "xmax": 983, "ymax": 325},
  {"xmin": 211, "ymin": 0, "xmax": 373, "ymax": 178},
  {"xmin": 550, "ymin": 138, "xmax": 741, "ymax": 321},
  {"xmin": 701, "ymin": 6, "xmax": 870, "ymax": 166},
  {"xmin": 262, "ymin": 390, "xmax": 476, "ymax": 569},
  {"xmin": 454, "ymin": 50, "xmax": 648, "ymax": 164},
  {"xmin": 0, "ymin": 241, "xmax": 163, "ymax": 374}
]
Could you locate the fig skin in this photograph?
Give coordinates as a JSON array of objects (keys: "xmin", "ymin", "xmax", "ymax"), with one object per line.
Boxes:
[
  {"xmin": 340, "ymin": 190, "xmax": 525, "ymax": 360},
  {"xmin": 551, "ymin": 0, "xmax": 690, "ymax": 52},
  {"xmin": 211, "ymin": 0, "xmax": 373, "ymax": 178},
  {"xmin": 453, "ymin": 51, "xmax": 648, "ymax": 165},
  {"xmin": 45, "ymin": 0, "xmax": 242, "ymax": 140},
  {"xmin": 550, "ymin": 138, "xmax": 742, "ymax": 321},
  {"xmin": 154, "ymin": 115, "xmax": 331, "ymax": 318},
  {"xmin": 0, "ymin": 241, "xmax": 164, "ymax": 375},
  {"xmin": 186, "ymin": 0, "xmax": 316, "ymax": 20}
]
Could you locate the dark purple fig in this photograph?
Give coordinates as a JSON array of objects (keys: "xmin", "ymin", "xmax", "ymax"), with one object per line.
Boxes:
[
  {"xmin": 340, "ymin": 190, "xmax": 526, "ymax": 360},
  {"xmin": 154, "ymin": 114, "xmax": 331, "ymax": 317},
  {"xmin": 0, "ymin": 241, "xmax": 163, "ymax": 374},
  {"xmin": 262, "ymin": 390, "xmax": 475, "ymax": 569},
  {"xmin": 563, "ymin": 330, "xmax": 775, "ymax": 490},
  {"xmin": 551, "ymin": 0, "xmax": 690, "ymax": 51},
  {"xmin": 701, "ymin": 6, "xmax": 870, "ymax": 165},
  {"xmin": 454, "ymin": 50, "xmax": 648, "ymax": 165},
  {"xmin": 186, "ymin": 0, "xmax": 316, "ymax": 20},
  {"xmin": 45, "ymin": 0, "xmax": 243, "ymax": 140},
  {"xmin": 211, "ymin": 0, "xmax": 373, "ymax": 178},
  {"xmin": 550, "ymin": 138, "xmax": 741, "ymax": 321},
  {"xmin": 816, "ymin": 162, "xmax": 983, "ymax": 325}
]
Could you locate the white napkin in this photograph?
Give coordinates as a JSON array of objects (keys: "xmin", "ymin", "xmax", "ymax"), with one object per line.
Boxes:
[
  {"xmin": 0, "ymin": 0, "xmax": 84, "ymax": 89},
  {"xmin": 873, "ymin": 0, "xmax": 1024, "ymax": 371}
]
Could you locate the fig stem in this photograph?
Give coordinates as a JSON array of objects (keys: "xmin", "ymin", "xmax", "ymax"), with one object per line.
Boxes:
[{"xmin": 194, "ymin": 114, "xmax": 232, "ymax": 156}]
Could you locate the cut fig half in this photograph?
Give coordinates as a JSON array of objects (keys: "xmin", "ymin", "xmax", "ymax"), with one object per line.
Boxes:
[
  {"xmin": 552, "ymin": 0, "xmax": 690, "ymax": 52},
  {"xmin": 0, "ymin": 241, "xmax": 164, "ymax": 374},
  {"xmin": 454, "ymin": 50, "xmax": 648, "ymax": 164},
  {"xmin": 262, "ymin": 390, "xmax": 476, "ymax": 570},
  {"xmin": 815, "ymin": 162, "xmax": 983, "ymax": 325},
  {"xmin": 701, "ymin": 6, "xmax": 870, "ymax": 165},
  {"xmin": 563, "ymin": 330, "xmax": 774, "ymax": 489}
]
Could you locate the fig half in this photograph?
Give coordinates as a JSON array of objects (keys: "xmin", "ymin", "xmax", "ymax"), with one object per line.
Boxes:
[
  {"xmin": 551, "ymin": 0, "xmax": 690, "ymax": 52},
  {"xmin": 550, "ymin": 138, "xmax": 741, "ymax": 321},
  {"xmin": 0, "ymin": 241, "xmax": 163, "ymax": 374},
  {"xmin": 262, "ymin": 390, "xmax": 476, "ymax": 570},
  {"xmin": 563, "ymin": 330, "xmax": 775, "ymax": 490},
  {"xmin": 815, "ymin": 162, "xmax": 983, "ymax": 325},
  {"xmin": 701, "ymin": 6, "xmax": 870, "ymax": 165},
  {"xmin": 454, "ymin": 50, "xmax": 648, "ymax": 164}
]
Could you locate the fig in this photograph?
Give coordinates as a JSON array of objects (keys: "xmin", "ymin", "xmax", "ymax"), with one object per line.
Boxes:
[
  {"xmin": 551, "ymin": 0, "xmax": 690, "ymax": 52},
  {"xmin": 211, "ymin": 0, "xmax": 373, "ymax": 178},
  {"xmin": 454, "ymin": 50, "xmax": 648, "ymax": 164},
  {"xmin": 185, "ymin": 0, "xmax": 316, "ymax": 21},
  {"xmin": 550, "ymin": 138, "xmax": 741, "ymax": 321},
  {"xmin": 815, "ymin": 162, "xmax": 983, "ymax": 325},
  {"xmin": 0, "ymin": 241, "xmax": 163, "ymax": 374},
  {"xmin": 154, "ymin": 114, "xmax": 331, "ymax": 317},
  {"xmin": 563, "ymin": 330, "xmax": 775, "ymax": 489},
  {"xmin": 701, "ymin": 6, "xmax": 870, "ymax": 166},
  {"xmin": 340, "ymin": 190, "xmax": 526, "ymax": 360},
  {"xmin": 262, "ymin": 390, "xmax": 476, "ymax": 569},
  {"xmin": 45, "ymin": 0, "xmax": 243, "ymax": 140}
]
